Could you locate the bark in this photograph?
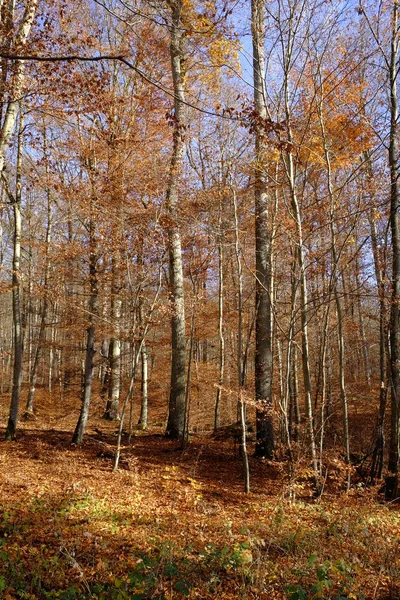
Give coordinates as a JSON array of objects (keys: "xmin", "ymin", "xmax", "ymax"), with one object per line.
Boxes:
[
  {"xmin": 233, "ymin": 187, "xmax": 250, "ymax": 493},
  {"xmin": 284, "ymin": 151, "xmax": 319, "ymax": 490},
  {"xmin": 165, "ymin": 0, "xmax": 187, "ymax": 439},
  {"xmin": 0, "ymin": 2, "xmax": 37, "ymax": 438},
  {"xmin": 26, "ymin": 133, "xmax": 52, "ymax": 413},
  {"xmin": 182, "ymin": 282, "xmax": 197, "ymax": 446},
  {"xmin": 289, "ymin": 345, "xmax": 300, "ymax": 443},
  {"xmin": 387, "ymin": 1, "xmax": 400, "ymax": 499},
  {"xmin": 0, "ymin": 1, "xmax": 38, "ymax": 174},
  {"xmin": 138, "ymin": 295, "xmax": 148, "ymax": 430},
  {"xmin": 5, "ymin": 107, "xmax": 23, "ymax": 440},
  {"xmin": 365, "ymin": 152, "xmax": 389, "ymax": 482},
  {"xmin": 114, "ymin": 270, "xmax": 162, "ymax": 472},
  {"xmin": 138, "ymin": 340, "xmax": 148, "ymax": 429},
  {"xmin": 104, "ymin": 255, "xmax": 121, "ymax": 420},
  {"xmin": 214, "ymin": 225, "xmax": 225, "ymax": 431},
  {"xmin": 252, "ymin": 0, "xmax": 274, "ymax": 459},
  {"xmin": 72, "ymin": 213, "xmax": 98, "ymax": 446},
  {"xmin": 323, "ymin": 134, "xmax": 350, "ymax": 488},
  {"xmin": 286, "ymin": 246, "xmax": 300, "ymax": 443}
]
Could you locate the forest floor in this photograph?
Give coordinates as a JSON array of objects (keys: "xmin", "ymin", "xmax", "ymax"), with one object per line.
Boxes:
[{"xmin": 0, "ymin": 389, "xmax": 399, "ymax": 600}]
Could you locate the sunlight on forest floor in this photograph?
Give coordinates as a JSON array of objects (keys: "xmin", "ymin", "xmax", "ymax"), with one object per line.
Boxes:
[{"xmin": 0, "ymin": 390, "xmax": 399, "ymax": 599}]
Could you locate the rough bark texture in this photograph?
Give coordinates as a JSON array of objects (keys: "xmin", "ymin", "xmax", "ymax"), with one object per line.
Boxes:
[
  {"xmin": 252, "ymin": 0, "xmax": 274, "ymax": 459},
  {"xmin": 165, "ymin": 0, "xmax": 187, "ymax": 439}
]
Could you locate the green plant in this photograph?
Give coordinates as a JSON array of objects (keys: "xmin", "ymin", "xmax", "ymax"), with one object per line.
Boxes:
[{"xmin": 286, "ymin": 554, "xmax": 360, "ymax": 600}]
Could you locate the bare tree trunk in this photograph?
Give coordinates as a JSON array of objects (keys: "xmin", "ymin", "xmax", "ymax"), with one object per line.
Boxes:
[
  {"xmin": 104, "ymin": 255, "xmax": 121, "ymax": 420},
  {"xmin": 5, "ymin": 107, "xmax": 23, "ymax": 440},
  {"xmin": 182, "ymin": 280, "xmax": 197, "ymax": 447},
  {"xmin": 284, "ymin": 156, "xmax": 319, "ymax": 491},
  {"xmin": 26, "ymin": 132, "xmax": 52, "ymax": 413},
  {"xmin": 114, "ymin": 270, "xmax": 162, "ymax": 471},
  {"xmin": 138, "ymin": 340, "xmax": 148, "ymax": 429},
  {"xmin": 48, "ymin": 305, "xmax": 56, "ymax": 393},
  {"xmin": 138, "ymin": 295, "xmax": 148, "ymax": 430},
  {"xmin": 357, "ymin": 292, "xmax": 371, "ymax": 387},
  {"xmin": 365, "ymin": 152, "xmax": 389, "ymax": 482},
  {"xmin": 165, "ymin": 0, "xmax": 187, "ymax": 439},
  {"xmin": 0, "ymin": 1, "xmax": 38, "ymax": 175},
  {"xmin": 0, "ymin": 2, "xmax": 37, "ymax": 438},
  {"xmin": 319, "ymin": 306, "xmax": 331, "ymax": 475},
  {"xmin": 72, "ymin": 210, "xmax": 98, "ymax": 446},
  {"xmin": 214, "ymin": 226, "xmax": 225, "ymax": 431},
  {"xmin": 316, "ymin": 73, "xmax": 350, "ymax": 489},
  {"xmin": 233, "ymin": 187, "xmax": 250, "ymax": 493},
  {"xmin": 387, "ymin": 1, "xmax": 400, "ymax": 500},
  {"xmin": 286, "ymin": 246, "xmax": 300, "ymax": 444},
  {"xmin": 252, "ymin": 0, "xmax": 274, "ymax": 459},
  {"xmin": 289, "ymin": 345, "xmax": 300, "ymax": 443}
]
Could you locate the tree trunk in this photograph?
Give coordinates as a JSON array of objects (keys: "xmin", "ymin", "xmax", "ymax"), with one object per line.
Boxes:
[
  {"xmin": 214, "ymin": 227, "xmax": 225, "ymax": 431},
  {"xmin": 5, "ymin": 107, "xmax": 23, "ymax": 440},
  {"xmin": 365, "ymin": 152, "xmax": 389, "ymax": 482},
  {"xmin": 104, "ymin": 255, "xmax": 121, "ymax": 420},
  {"xmin": 72, "ymin": 213, "xmax": 98, "ymax": 446},
  {"xmin": 232, "ymin": 187, "xmax": 250, "ymax": 492},
  {"xmin": 387, "ymin": 1, "xmax": 400, "ymax": 500},
  {"xmin": 138, "ymin": 295, "xmax": 148, "ymax": 430},
  {"xmin": 252, "ymin": 0, "xmax": 274, "ymax": 459},
  {"xmin": 165, "ymin": 0, "xmax": 187, "ymax": 439},
  {"xmin": 26, "ymin": 134, "xmax": 52, "ymax": 413},
  {"xmin": 318, "ymin": 91, "xmax": 351, "ymax": 489}
]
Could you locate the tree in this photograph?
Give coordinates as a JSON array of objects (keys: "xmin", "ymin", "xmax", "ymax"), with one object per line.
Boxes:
[
  {"xmin": 252, "ymin": 0, "xmax": 274, "ymax": 460},
  {"xmin": 1, "ymin": 0, "xmax": 38, "ymax": 439},
  {"xmin": 165, "ymin": 0, "xmax": 187, "ymax": 439}
]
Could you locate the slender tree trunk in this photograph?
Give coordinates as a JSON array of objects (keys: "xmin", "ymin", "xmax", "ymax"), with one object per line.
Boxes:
[
  {"xmin": 0, "ymin": 2, "xmax": 37, "ymax": 438},
  {"xmin": 138, "ymin": 295, "xmax": 148, "ymax": 430},
  {"xmin": 48, "ymin": 306, "xmax": 55, "ymax": 393},
  {"xmin": 214, "ymin": 226, "xmax": 225, "ymax": 431},
  {"xmin": 104, "ymin": 255, "xmax": 121, "ymax": 420},
  {"xmin": 252, "ymin": 0, "xmax": 274, "ymax": 459},
  {"xmin": 289, "ymin": 345, "xmax": 300, "ymax": 443},
  {"xmin": 365, "ymin": 152, "xmax": 389, "ymax": 482},
  {"xmin": 138, "ymin": 340, "xmax": 148, "ymax": 429},
  {"xmin": 0, "ymin": 1, "xmax": 38, "ymax": 175},
  {"xmin": 165, "ymin": 0, "xmax": 187, "ymax": 439},
  {"xmin": 319, "ymin": 306, "xmax": 331, "ymax": 475},
  {"xmin": 285, "ymin": 156, "xmax": 320, "ymax": 490},
  {"xmin": 72, "ymin": 212, "xmax": 98, "ymax": 446},
  {"xmin": 286, "ymin": 246, "xmax": 300, "ymax": 443},
  {"xmin": 5, "ymin": 107, "xmax": 23, "ymax": 440},
  {"xmin": 114, "ymin": 270, "xmax": 162, "ymax": 471},
  {"xmin": 182, "ymin": 282, "xmax": 197, "ymax": 447},
  {"xmin": 316, "ymin": 78, "xmax": 351, "ymax": 489},
  {"xmin": 357, "ymin": 287, "xmax": 371, "ymax": 388},
  {"xmin": 232, "ymin": 187, "xmax": 250, "ymax": 493},
  {"xmin": 26, "ymin": 139, "xmax": 52, "ymax": 413},
  {"xmin": 387, "ymin": 1, "xmax": 400, "ymax": 499}
]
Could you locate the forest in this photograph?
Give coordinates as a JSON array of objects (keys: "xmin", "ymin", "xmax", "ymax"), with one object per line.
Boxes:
[{"xmin": 0, "ymin": 0, "xmax": 400, "ymax": 598}]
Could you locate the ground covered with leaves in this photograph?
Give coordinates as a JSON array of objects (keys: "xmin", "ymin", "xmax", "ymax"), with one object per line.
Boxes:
[{"xmin": 0, "ymin": 391, "xmax": 399, "ymax": 599}]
